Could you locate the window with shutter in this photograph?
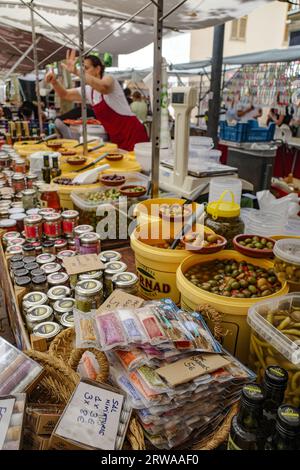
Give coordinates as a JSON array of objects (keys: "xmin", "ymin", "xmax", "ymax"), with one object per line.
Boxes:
[{"xmin": 231, "ymin": 16, "xmax": 247, "ymax": 41}]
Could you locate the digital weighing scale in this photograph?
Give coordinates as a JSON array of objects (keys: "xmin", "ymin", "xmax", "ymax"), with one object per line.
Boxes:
[{"xmin": 158, "ymin": 86, "xmax": 241, "ymax": 199}]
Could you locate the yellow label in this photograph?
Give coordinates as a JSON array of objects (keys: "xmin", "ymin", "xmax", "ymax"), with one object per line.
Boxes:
[
  {"xmin": 227, "ymin": 434, "xmax": 241, "ymax": 451},
  {"xmin": 136, "ymin": 260, "xmax": 179, "ymax": 303}
]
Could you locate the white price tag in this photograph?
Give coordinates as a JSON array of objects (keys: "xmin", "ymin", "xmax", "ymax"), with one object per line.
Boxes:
[
  {"xmin": 0, "ymin": 398, "xmax": 15, "ymax": 450},
  {"xmin": 55, "ymin": 382, "xmax": 124, "ymax": 450}
]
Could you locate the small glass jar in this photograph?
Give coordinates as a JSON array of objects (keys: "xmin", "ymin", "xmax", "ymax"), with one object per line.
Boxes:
[
  {"xmin": 100, "ymin": 251, "xmax": 122, "ymax": 263},
  {"xmin": 22, "ymin": 291, "xmax": 48, "ymax": 316},
  {"xmin": 10, "ymin": 261, "xmax": 25, "ymax": 274},
  {"xmin": 36, "ymin": 253, "xmax": 56, "ymax": 266},
  {"xmin": 6, "ymin": 245, "xmax": 23, "ymax": 256},
  {"xmin": 41, "ymin": 262, "xmax": 61, "ymax": 276},
  {"xmin": 23, "ymin": 256, "xmax": 37, "ymax": 265},
  {"xmin": 31, "ymin": 241, "xmax": 42, "ymax": 256},
  {"xmin": 40, "ymin": 186, "xmax": 61, "ymax": 211},
  {"xmin": 22, "ymin": 244, "xmax": 36, "ymax": 257},
  {"xmin": 31, "ymin": 268, "xmax": 45, "ymax": 278},
  {"xmin": 0, "ymin": 209, "xmax": 9, "ymax": 219},
  {"xmin": 205, "ymin": 198, "xmax": 244, "ymax": 248},
  {"xmin": 2, "ymin": 231, "xmax": 21, "ymax": 247},
  {"xmin": 54, "ymin": 239, "xmax": 68, "ymax": 253},
  {"xmin": 15, "ymin": 276, "xmax": 32, "ymax": 290},
  {"xmin": 78, "ymin": 232, "xmax": 101, "ymax": 255},
  {"xmin": 104, "ymin": 261, "xmax": 128, "ymax": 298},
  {"xmin": 39, "ymin": 208, "xmax": 56, "ymax": 218},
  {"xmin": 68, "ymin": 239, "xmax": 76, "ymax": 251},
  {"xmin": 74, "ymin": 225, "xmax": 93, "ymax": 252},
  {"xmin": 9, "ymin": 254, "xmax": 24, "ymax": 265},
  {"xmin": 0, "ymin": 154, "xmax": 11, "ymax": 169},
  {"xmin": 26, "ymin": 305, "xmax": 54, "ymax": 332},
  {"xmin": 112, "ymin": 272, "xmax": 139, "ymax": 296},
  {"xmin": 53, "ymin": 298, "xmax": 76, "ymax": 321},
  {"xmin": 56, "ymin": 250, "xmax": 76, "ymax": 263},
  {"xmin": 33, "ymin": 321, "xmax": 62, "ymax": 344},
  {"xmin": 0, "ymin": 218, "xmax": 17, "ymax": 233},
  {"xmin": 47, "ymin": 272, "xmax": 69, "ymax": 288},
  {"xmin": 44, "ymin": 213, "xmax": 62, "ymax": 239},
  {"xmin": 14, "ymin": 159, "xmax": 26, "ymax": 174},
  {"xmin": 75, "ymin": 280, "xmax": 104, "ymax": 312},
  {"xmin": 7, "ymin": 238, "xmax": 25, "ymax": 249},
  {"xmin": 22, "ymin": 189, "xmax": 36, "ymax": 210},
  {"xmin": 42, "ymin": 240, "xmax": 55, "ymax": 254},
  {"xmin": 13, "ymin": 213, "xmax": 26, "ymax": 233},
  {"xmin": 60, "ymin": 312, "xmax": 74, "ymax": 329},
  {"xmin": 79, "ymin": 270, "xmax": 103, "ymax": 282},
  {"xmin": 26, "ymin": 174, "xmax": 38, "ymax": 189},
  {"xmin": 47, "ymin": 286, "xmax": 71, "ymax": 306},
  {"xmin": 12, "ymin": 174, "xmax": 26, "ymax": 193},
  {"xmin": 13, "ymin": 268, "xmax": 30, "ymax": 279},
  {"xmin": 25, "ymin": 262, "xmax": 39, "ymax": 273},
  {"xmin": 31, "ymin": 275, "xmax": 48, "ymax": 293},
  {"xmin": 24, "ymin": 214, "xmax": 43, "ymax": 241},
  {"xmin": 62, "ymin": 210, "xmax": 79, "ymax": 238},
  {"xmin": 26, "ymin": 208, "xmax": 40, "ymax": 216}
]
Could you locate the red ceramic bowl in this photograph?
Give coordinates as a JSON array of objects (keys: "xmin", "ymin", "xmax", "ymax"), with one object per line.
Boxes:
[
  {"xmin": 183, "ymin": 233, "xmax": 227, "ymax": 254},
  {"xmin": 99, "ymin": 175, "xmax": 126, "ymax": 187},
  {"xmin": 67, "ymin": 157, "xmax": 87, "ymax": 166},
  {"xmin": 233, "ymin": 234, "xmax": 275, "ymax": 258},
  {"xmin": 120, "ymin": 185, "xmax": 147, "ymax": 197},
  {"xmin": 106, "ymin": 153, "xmax": 124, "ymax": 162}
]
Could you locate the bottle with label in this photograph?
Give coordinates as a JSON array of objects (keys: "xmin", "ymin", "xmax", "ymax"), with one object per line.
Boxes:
[
  {"xmin": 42, "ymin": 154, "xmax": 51, "ymax": 184},
  {"xmin": 51, "ymin": 156, "xmax": 61, "ymax": 181},
  {"xmin": 227, "ymin": 383, "xmax": 265, "ymax": 450},
  {"xmin": 262, "ymin": 365, "xmax": 288, "ymax": 445},
  {"xmin": 265, "ymin": 405, "xmax": 300, "ymax": 450}
]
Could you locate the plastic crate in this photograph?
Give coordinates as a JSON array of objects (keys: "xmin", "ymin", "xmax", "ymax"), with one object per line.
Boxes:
[{"xmin": 220, "ymin": 120, "xmax": 276, "ymax": 143}]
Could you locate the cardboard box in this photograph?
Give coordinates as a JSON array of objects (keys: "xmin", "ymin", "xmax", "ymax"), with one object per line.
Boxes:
[
  {"xmin": 23, "ymin": 428, "xmax": 51, "ymax": 450},
  {"xmin": 26, "ymin": 404, "xmax": 64, "ymax": 435}
]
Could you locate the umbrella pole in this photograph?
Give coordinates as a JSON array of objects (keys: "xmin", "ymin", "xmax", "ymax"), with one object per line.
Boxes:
[
  {"xmin": 30, "ymin": 6, "xmax": 44, "ymax": 137},
  {"xmin": 77, "ymin": 0, "xmax": 88, "ymax": 156}
]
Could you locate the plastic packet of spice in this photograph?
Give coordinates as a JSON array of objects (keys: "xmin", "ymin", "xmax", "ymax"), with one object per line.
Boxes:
[
  {"xmin": 129, "ymin": 370, "xmax": 166, "ymax": 403},
  {"xmin": 134, "ymin": 307, "xmax": 170, "ymax": 346},
  {"xmin": 113, "ymin": 348, "xmax": 150, "ymax": 372},
  {"xmin": 77, "ymin": 351, "xmax": 100, "ymax": 381},
  {"xmin": 95, "ymin": 310, "xmax": 127, "ymax": 351},
  {"xmin": 73, "ymin": 308, "xmax": 99, "ymax": 349},
  {"xmin": 117, "ymin": 309, "xmax": 148, "ymax": 345},
  {"xmin": 135, "ymin": 365, "xmax": 171, "ymax": 395},
  {"xmin": 109, "ymin": 363, "xmax": 146, "ymax": 409}
]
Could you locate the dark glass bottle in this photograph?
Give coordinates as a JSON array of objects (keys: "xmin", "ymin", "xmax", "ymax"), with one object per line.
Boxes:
[
  {"xmin": 42, "ymin": 154, "xmax": 51, "ymax": 184},
  {"xmin": 265, "ymin": 405, "xmax": 300, "ymax": 450},
  {"xmin": 262, "ymin": 365, "xmax": 288, "ymax": 444},
  {"xmin": 227, "ymin": 383, "xmax": 264, "ymax": 450},
  {"xmin": 51, "ymin": 156, "xmax": 61, "ymax": 180}
]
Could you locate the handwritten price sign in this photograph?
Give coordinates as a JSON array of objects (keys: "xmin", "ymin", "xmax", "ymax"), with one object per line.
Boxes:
[{"xmin": 56, "ymin": 382, "xmax": 124, "ymax": 450}]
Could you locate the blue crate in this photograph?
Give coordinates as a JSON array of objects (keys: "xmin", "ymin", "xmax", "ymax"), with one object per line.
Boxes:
[{"xmin": 219, "ymin": 120, "xmax": 276, "ymax": 143}]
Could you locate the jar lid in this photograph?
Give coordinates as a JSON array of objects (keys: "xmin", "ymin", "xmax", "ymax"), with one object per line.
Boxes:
[
  {"xmin": 48, "ymin": 286, "xmax": 71, "ymax": 301},
  {"xmin": 27, "ymin": 174, "xmax": 38, "ymax": 180},
  {"xmin": 41, "ymin": 262, "xmax": 61, "ymax": 275},
  {"xmin": 0, "ymin": 218, "xmax": 16, "ymax": 228},
  {"xmin": 7, "ymin": 238, "xmax": 26, "ymax": 247},
  {"xmin": 206, "ymin": 200, "xmax": 240, "ymax": 218},
  {"xmin": 12, "ymin": 213, "xmax": 26, "ymax": 221},
  {"xmin": 15, "ymin": 275, "xmax": 31, "ymax": 287},
  {"xmin": 112, "ymin": 272, "xmax": 138, "ymax": 287},
  {"xmin": 23, "ymin": 256, "xmax": 36, "ymax": 264},
  {"xmin": 79, "ymin": 270, "xmax": 103, "ymax": 281},
  {"xmin": 26, "ymin": 208, "xmax": 40, "ymax": 216},
  {"xmin": 79, "ymin": 232, "xmax": 100, "ymax": 243},
  {"xmin": 62, "ymin": 210, "xmax": 79, "ymax": 219},
  {"xmin": 74, "ymin": 225, "xmax": 93, "ymax": 235},
  {"xmin": 12, "ymin": 174, "xmax": 25, "ymax": 181},
  {"xmin": 75, "ymin": 279, "xmax": 103, "ymax": 296},
  {"xmin": 8, "ymin": 208, "xmax": 25, "ymax": 214},
  {"xmin": 39, "ymin": 208, "xmax": 55, "ymax": 217},
  {"xmin": 57, "ymin": 250, "xmax": 76, "ymax": 259},
  {"xmin": 105, "ymin": 261, "xmax": 127, "ymax": 275},
  {"xmin": 24, "ymin": 214, "xmax": 42, "ymax": 224},
  {"xmin": 100, "ymin": 251, "xmax": 121, "ymax": 263},
  {"xmin": 23, "ymin": 244, "xmax": 34, "ymax": 253},
  {"xmin": 273, "ymin": 239, "xmax": 300, "ymax": 265},
  {"xmin": 60, "ymin": 312, "xmax": 74, "ymax": 328},
  {"xmin": 10, "ymin": 255, "xmax": 24, "ymax": 263},
  {"xmin": 27, "ymin": 305, "xmax": 53, "ymax": 322},
  {"xmin": 32, "ymin": 275, "xmax": 47, "ymax": 286},
  {"xmin": 33, "ymin": 321, "xmax": 62, "ymax": 339},
  {"xmin": 3, "ymin": 231, "xmax": 20, "ymax": 241},
  {"xmin": 7, "ymin": 245, "xmax": 23, "ymax": 255},
  {"xmin": 36, "ymin": 254, "xmax": 56, "ymax": 265},
  {"xmin": 277, "ymin": 405, "xmax": 300, "ymax": 432},
  {"xmin": 14, "ymin": 268, "xmax": 29, "ymax": 278},
  {"xmin": 47, "ymin": 272, "xmax": 69, "ymax": 285},
  {"xmin": 22, "ymin": 189, "xmax": 36, "ymax": 196},
  {"xmin": 11, "ymin": 261, "xmax": 24, "ymax": 270},
  {"xmin": 54, "ymin": 298, "xmax": 75, "ymax": 314},
  {"xmin": 44, "ymin": 213, "xmax": 61, "ymax": 222},
  {"xmin": 43, "ymin": 240, "xmax": 55, "ymax": 248},
  {"xmin": 54, "ymin": 239, "xmax": 68, "ymax": 248}
]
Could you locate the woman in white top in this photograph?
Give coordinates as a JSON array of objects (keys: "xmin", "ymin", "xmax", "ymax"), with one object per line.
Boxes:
[{"xmin": 45, "ymin": 50, "xmax": 148, "ymax": 151}]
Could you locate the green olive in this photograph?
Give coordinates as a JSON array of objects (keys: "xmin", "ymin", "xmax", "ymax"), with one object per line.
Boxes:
[{"xmin": 249, "ymin": 285, "xmax": 257, "ymax": 294}]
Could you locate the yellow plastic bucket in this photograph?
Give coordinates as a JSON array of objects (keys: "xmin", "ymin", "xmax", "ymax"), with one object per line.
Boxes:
[
  {"xmin": 130, "ymin": 222, "xmax": 214, "ymax": 304},
  {"xmin": 52, "ymin": 173, "xmax": 102, "ymax": 210},
  {"xmin": 134, "ymin": 198, "xmax": 202, "ymax": 227},
  {"xmin": 176, "ymin": 251, "xmax": 289, "ymax": 364}
]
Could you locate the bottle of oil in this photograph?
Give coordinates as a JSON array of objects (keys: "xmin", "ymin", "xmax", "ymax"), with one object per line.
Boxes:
[
  {"xmin": 262, "ymin": 365, "xmax": 288, "ymax": 445},
  {"xmin": 265, "ymin": 405, "xmax": 300, "ymax": 450},
  {"xmin": 227, "ymin": 383, "xmax": 264, "ymax": 450},
  {"xmin": 42, "ymin": 154, "xmax": 51, "ymax": 184},
  {"xmin": 50, "ymin": 155, "xmax": 61, "ymax": 181}
]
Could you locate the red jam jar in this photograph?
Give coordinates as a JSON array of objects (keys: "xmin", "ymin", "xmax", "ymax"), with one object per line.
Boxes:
[
  {"xmin": 15, "ymin": 159, "xmax": 26, "ymax": 174},
  {"xmin": 26, "ymin": 174, "xmax": 38, "ymax": 189},
  {"xmin": 0, "ymin": 218, "xmax": 17, "ymax": 233},
  {"xmin": 78, "ymin": 232, "xmax": 101, "ymax": 255},
  {"xmin": 54, "ymin": 239, "xmax": 68, "ymax": 253},
  {"xmin": 24, "ymin": 214, "xmax": 43, "ymax": 241},
  {"xmin": 44, "ymin": 213, "xmax": 62, "ymax": 239},
  {"xmin": 40, "ymin": 185, "xmax": 61, "ymax": 211},
  {"xmin": 12, "ymin": 174, "xmax": 26, "ymax": 193},
  {"xmin": 62, "ymin": 210, "xmax": 79, "ymax": 238}
]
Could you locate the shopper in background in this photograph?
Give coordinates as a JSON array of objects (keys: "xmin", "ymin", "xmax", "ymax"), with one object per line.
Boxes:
[
  {"xmin": 267, "ymin": 105, "xmax": 293, "ymax": 127},
  {"xmin": 45, "ymin": 50, "xmax": 149, "ymax": 151},
  {"xmin": 54, "ymin": 105, "xmax": 95, "ymax": 140},
  {"xmin": 130, "ymin": 91, "xmax": 148, "ymax": 123}
]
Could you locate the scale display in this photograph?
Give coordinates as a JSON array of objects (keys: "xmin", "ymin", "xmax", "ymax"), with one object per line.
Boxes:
[{"xmin": 172, "ymin": 92, "xmax": 185, "ymax": 104}]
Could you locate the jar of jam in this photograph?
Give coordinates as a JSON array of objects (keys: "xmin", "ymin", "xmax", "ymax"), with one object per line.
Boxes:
[
  {"xmin": 0, "ymin": 154, "xmax": 11, "ymax": 169},
  {"xmin": 78, "ymin": 232, "xmax": 101, "ymax": 255},
  {"xmin": 53, "ymin": 298, "xmax": 75, "ymax": 321},
  {"xmin": 47, "ymin": 286, "xmax": 71, "ymax": 306},
  {"xmin": 6, "ymin": 245, "xmax": 23, "ymax": 256},
  {"xmin": 22, "ymin": 189, "xmax": 36, "ymax": 210},
  {"xmin": 75, "ymin": 280, "xmax": 103, "ymax": 312},
  {"xmin": 2, "ymin": 231, "xmax": 21, "ymax": 247},
  {"xmin": 31, "ymin": 268, "xmax": 45, "ymax": 278},
  {"xmin": 112, "ymin": 272, "xmax": 139, "ymax": 296},
  {"xmin": 44, "ymin": 213, "xmax": 62, "ymax": 239},
  {"xmin": 26, "ymin": 174, "xmax": 38, "ymax": 189},
  {"xmin": 40, "ymin": 185, "xmax": 61, "ymax": 211},
  {"xmin": 36, "ymin": 253, "xmax": 56, "ymax": 266},
  {"xmin": 0, "ymin": 218, "xmax": 17, "ymax": 233},
  {"xmin": 15, "ymin": 276, "xmax": 32, "ymax": 290},
  {"xmin": 42, "ymin": 240, "xmax": 55, "ymax": 254},
  {"xmin": 12, "ymin": 213, "xmax": 26, "ymax": 233},
  {"xmin": 41, "ymin": 262, "xmax": 61, "ymax": 276},
  {"xmin": 56, "ymin": 250, "xmax": 76, "ymax": 264},
  {"xmin": 24, "ymin": 214, "xmax": 43, "ymax": 241},
  {"xmin": 100, "ymin": 251, "xmax": 122, "ymax": 263},
  {"xmin": 26, "ymin": 305, "xmax": 54, "ymax": 332},
  {"xmin": 23, "ymin": 256, "xmax": 37, "ymax": 265},
  {"xmin": 32, "ymin": 275, "xmax": 48, "ymax": 293},
  {"xmin": 12, "ymin": 174, "xmax": 25, "ymax": 193},
  {"xmin": 74, "ymin": 225, "xmax": 93, "ymax": 252},
  {"xmin": 26, "ymin": 208, "xmax": 40, "ymax": 216},
  {"xmin": 68, "ymin": 239, "xmax": 76, "ymax": 251},
  {"xmin": 39, "ymin": 208, "xmax": 55, "ymax": 218},
  {"xmin": 14, "ymin": 159, "xmax": 26, "ymax": 173},
  {"xmin": 31, "ymin": 241, "xmax": 42, "ymax": 256},
  {"xmin": 26, "ymin": 262, "xmax": 39, "ymax": 272},
  {"xmin": 54, "ymin": 239, "xmax": 68, "ymax": 253},
  {"xmin": 104, "ymin": 261, "xmax": 128, "ymax": 298},
  {"xmin": 22, "ymin": 291, "xmax": 48, "ymax": 316},
  {"xmin": 62, "ymin": 210, "xmax": 79, "ymax": 238},
  {"xmin": 22, "ymin": 244, "xmax": 35, "ymax": 257},
  {"xmin": 47, "ymin": 272, "xmax": 69, "ymax": 288}
]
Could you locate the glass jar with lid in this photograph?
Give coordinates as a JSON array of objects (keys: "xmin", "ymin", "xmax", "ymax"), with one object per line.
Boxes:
[
  {"xmin": 33, "ymin": 321, "xmax": 62, "ymax": 344},
  {"xmin": 26, "ymin": 305, "xmax": 54, "ymax": 332},
  {"xmin": 112, "ymin": 272, "xmax": 139, "ymax": 296},
  {"xmin": 54, "ymin": 239, "xmax": 68, "ymax": 253},
  {"xmin": 22, "ymin": 189, "xmax": 36, "ymax": 210},
  {"xmin": 14, "ymin": 159, "xmax": 26, "ymax": 174},
  {"xmin": 22, "ymin": 244, "xmax": 36, "ymax": 257},
  {"xmin": 53, "ymin": 298, "xmax": 75, "ymax": 321},
  {"xmin": 104, "ymin": 261, "xmax": 128, "ymax": 298},
  {"xmin": 15, "ymin": 276, "xmax": 32, "ymax": 291},
  {"xmin": 74, "ymin": 225, "xmax": 93, "ymax": 252},
  {"xmin": 26, "ymin": 174, "xmax": 38, "ymax": 189},
  {"xmin": 47, "ymin": 286, "xmax": 71, "ymax": 306},
  {"xmin": 36, "ymin": 253, "xmax": 56, "ymax": 266},
  {"xmin": 78, "ymin": 232, "xmax": 101, "ymax": 255},
  {"xmin": 0, "ymin": 218, "xmax": 17, "ymax": 233},
  {"xmin": 26, "ymin": 262, "xmax": 39, "ymax": 273},
  {"xmin": 0, "ymin": 208, "xmax": 9, "ymax": 219},
  {"xmin": 12, "ymin": 174, "xmax": 26, "ymax": 193},
  {"xmin": 24, "ymin": 214, "xmax": 43, "ymax": 241},
  {"xmin": 60, "ymin": 312, "xmax": 74, "ymax": 329},
  {"xmin": 62, "ymin": 210, "xmax": 79, "ymax": 238},
  {"xmin": 100, "ymin": 251, "xmax": 122, "ymax": 263},
  {"xmin": 22, "ymin": 291, "xmax": 48, "ymax": 315},
  {"xmin": 47, "ymin": 271, "xmax": 69, "ymax": 288},
  {"xmin": 31, "ymin": 268, "xmax": 45, "ymax": 278},
  {"xmin": 41, "ymin": 262, "xmax": 61, "ymax": 276},
  {"xmin": 44, "ymin": 213, "xmax": 62, "ymax": 239},
  {"xmin": 13, "ymin": 213, "xmax": 26, "ymax": 233},
  {"xmin": 6, "ymin": 245, "xmax": 23, "ymax": 256},
  {"xmin": 39, "ymin": 185, "xmax": 61, "ymax": 211},
  {"xmin": 32, "ymin": 275, "xmax": 48, "ymax": 293},
  {"xmin": 2, "ymin": 231, "xmax": 20, "ymax": 247},
  {"xmin": 0, "ymin": 154, "xmax": 11, "ymax": 169},
  {"xmin": 75, "ymin": 280, "xmax": 104, "ymax": 312},
  {"xmin": 42, "ymin": 240, "xmax": 55, "ymax": 254},
  {"xmin": 78, "ymin": 270, "xmax": 103, "ymax": 282},
  {"xmin": 56, "ymin": 249, "xmax": 76, "ymax": 265},
  {"xmin": 205, "ymin": 190, "xmax": 244, "ymax": 248}
]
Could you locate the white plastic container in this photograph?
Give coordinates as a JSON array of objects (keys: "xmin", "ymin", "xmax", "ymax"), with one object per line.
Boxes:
[
  {"xmin": 134, "ymin": 142, "xmax": 171, "ymax": 173},
  {"xmin": 208, "ymin": 177, "xmax": 242, "ymax": 204},
  {"xmin": 189, "ymin": 136, "xmax": 213, "ymax": 149}
]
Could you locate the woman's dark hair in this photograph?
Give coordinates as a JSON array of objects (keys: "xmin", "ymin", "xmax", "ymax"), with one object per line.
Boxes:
[{"xmin": 84, "ymin": 55, "xmax": 105, "ymax": 78}]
